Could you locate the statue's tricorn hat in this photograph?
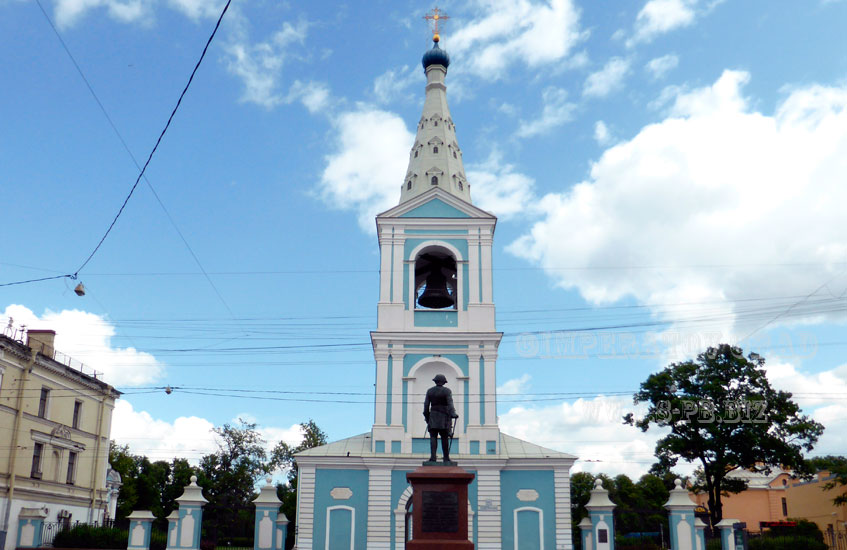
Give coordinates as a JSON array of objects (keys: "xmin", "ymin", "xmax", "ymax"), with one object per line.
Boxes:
[{"xmin": 432, "ymin": 374, "xmax": 448, "ymax": 384}]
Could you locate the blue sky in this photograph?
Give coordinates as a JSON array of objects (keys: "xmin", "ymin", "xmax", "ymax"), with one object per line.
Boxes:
[{"xmin": 2, "ymin": 0, "xmax": 847, "ymax": 477}]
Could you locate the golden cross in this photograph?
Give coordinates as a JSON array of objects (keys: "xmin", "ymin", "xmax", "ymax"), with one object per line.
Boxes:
[{"xmin": 423, "ymin": 7, "xmax": 449, "ymax": 41}]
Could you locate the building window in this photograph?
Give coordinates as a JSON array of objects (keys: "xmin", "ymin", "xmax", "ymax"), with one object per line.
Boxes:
[
  {"xmin": 414, "ymin": 150, "xmax": 418, "ymax": 158},
  {"xmin": 434, "ymin": 121, "xmax": 438, "ymax": 126},
  {"xmin": 38, "ymin": 387, "xmax": 50, "ymax": 418},
  {"xmin": 781, "ymin": 497, "xmax": 787, "ymax": 516},
  {"xmin": 66, "ymin": 451, "xmax": 77, "ymax": 485},
  {"xmin": 433, "ymin": 146, "xmax": 438, "ymax": 154},
  {"xmin": 407, "ymin": 181, "xmax": 412, "ymax": 190},
  {"xmin": 431, "ymin": 176, "xmax": 438, "ymax": 186},
  {"xmin": 458, "ymin": 181, "xmax": 463, "ymax": 191},
  {"xmin": 453, "ymin": 151, "xmax": 457, "ymax": 159},
  {"xmin": 72, "ymin": 401, "xmax": 82, "ymax": 429},
  {"xmin": 31, "ymin": 442, "xmax": 43, "ymax": 479}
]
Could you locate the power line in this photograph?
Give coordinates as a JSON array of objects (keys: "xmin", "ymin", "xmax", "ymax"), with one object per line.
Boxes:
[
  {"xmin": 31, "ymin": 0, "xmax": 237, "ymax": 317},
  {"xmin": 69, "ymin": 0, "xmax": 233, "ymax": 277}
]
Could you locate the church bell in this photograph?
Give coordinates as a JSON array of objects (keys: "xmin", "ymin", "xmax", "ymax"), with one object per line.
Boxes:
[{"xmin": 418, "ymin": 269, "xmax": 455, "ymax": 309}]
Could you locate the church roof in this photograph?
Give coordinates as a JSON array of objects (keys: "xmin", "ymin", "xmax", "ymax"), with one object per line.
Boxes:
[{"xmin": 294, "ymin": 431, "xmax": 576, "ymax": 460}]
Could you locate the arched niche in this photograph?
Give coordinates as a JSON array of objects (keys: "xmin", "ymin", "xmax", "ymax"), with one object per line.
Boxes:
[
  {"xmin": 406, "ymin": 357, "xmax": 465, "ymax": 440},
  {"xmin": 408, "ymin": 242, "xmax": 463, "ymax": 311}
]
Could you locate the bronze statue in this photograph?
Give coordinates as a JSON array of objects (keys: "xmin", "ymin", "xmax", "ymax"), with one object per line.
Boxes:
[{"xmin": 423, "ymin": 374, "xmax": 459, "ymax": 463}]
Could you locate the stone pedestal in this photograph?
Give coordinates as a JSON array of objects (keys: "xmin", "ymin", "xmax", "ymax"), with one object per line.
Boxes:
[
  {"xmin": 665, "ymin": 479, "xmax": 697, "ymax": 550},
  {"xmin": 127, "ymin": 510, "xmax": 156, "ymax": 550},
  {"xmin": 406, "ymin": 465, "xmax": 475, "ymax": 550}
]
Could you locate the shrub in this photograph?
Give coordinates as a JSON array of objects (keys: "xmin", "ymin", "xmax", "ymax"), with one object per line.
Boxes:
[
  {"xmin": 749, "ymin": 535, "xmax": 828, "ymax": 550},
  {"xmin": 52, "ymin": 524, "xmax": 128, "ymax": 549}
]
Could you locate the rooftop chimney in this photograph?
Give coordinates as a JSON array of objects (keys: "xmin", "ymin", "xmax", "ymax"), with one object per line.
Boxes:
[{"xmin": 27, "ymin": 330, "xmax": 56, "ymax": 358}]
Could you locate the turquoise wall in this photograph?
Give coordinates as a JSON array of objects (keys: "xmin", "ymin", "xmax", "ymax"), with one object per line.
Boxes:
[
  {"xmin": 500, "ymin": 470, "xmax": 556, "ymax": 550},
  {"xmin": 313, "ymin": 469, "xmax": 369, "ymax": 550},
  {"xmin": 400, "ymin": 198, "xmax": 470, "ymax": 218}
]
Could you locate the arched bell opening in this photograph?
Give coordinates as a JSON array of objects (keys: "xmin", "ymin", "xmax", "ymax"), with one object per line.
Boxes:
[{"xmin": 414, "ymin": 247, "xmax": 457, "ymax": 309}]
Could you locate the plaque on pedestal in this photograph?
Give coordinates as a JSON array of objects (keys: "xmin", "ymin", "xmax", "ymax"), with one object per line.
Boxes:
[{"xmin": 406, "ymin": 465, "xmax": 475, "ymax": 550}]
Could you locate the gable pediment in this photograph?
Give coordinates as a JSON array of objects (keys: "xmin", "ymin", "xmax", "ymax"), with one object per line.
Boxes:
[{"xmin": 377, "ymin": 188, "xmax": 496, "ymax": 220}]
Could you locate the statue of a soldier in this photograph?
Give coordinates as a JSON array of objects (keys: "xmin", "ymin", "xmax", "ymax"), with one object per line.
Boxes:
[{"xmin": 423, "ymin": 374, "xmax": 459, "ymax": 464}]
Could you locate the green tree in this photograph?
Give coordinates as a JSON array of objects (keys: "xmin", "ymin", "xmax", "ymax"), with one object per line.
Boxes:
[
  {"xmin": 271, "ymin": 420, "xmax": 327, "ymax": 550},
  {"xmin": 109, "ymin": 442, "xmax": 140, "ymax": 520},
  {"xmin": 624, "ymin": 344, "xmax": 824, "ymax": 528},
  {"xmin": 199, "ymin": 419, "xmax": 271, "ymax": 544}
]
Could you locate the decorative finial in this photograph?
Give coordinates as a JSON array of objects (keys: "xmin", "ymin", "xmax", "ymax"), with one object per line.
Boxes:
[
  {"xmin": 594, "ymin": 479, "xmax": 604, "ymax": 489},
  {"xmin": 674, "ymin": 478, "xmax": 683, "ymax": 489},
  {"xmin": 424, "ymin": 7, "xmax": 449, "ymax": 43},
  {"xmin": 190, "ymin": 475, "xmax": 197, "ymax": 484},
  {"xmin": 266, "ymin": 475, "xmax": 273, "ymax": 485}
]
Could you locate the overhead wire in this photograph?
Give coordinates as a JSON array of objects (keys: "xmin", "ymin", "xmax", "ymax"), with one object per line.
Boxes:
[{"xmin": 0, "ymin": 0, "xmax": 234, "ymax": 292}]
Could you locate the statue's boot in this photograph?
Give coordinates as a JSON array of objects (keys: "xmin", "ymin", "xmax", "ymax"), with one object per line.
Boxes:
[
  {"xmin": 429, "ymin": 435, "xmax": 438, "ymax": 462},
  {"xmin": 442, "ymin": 434, "xmax": 451, "ymax": 462}
]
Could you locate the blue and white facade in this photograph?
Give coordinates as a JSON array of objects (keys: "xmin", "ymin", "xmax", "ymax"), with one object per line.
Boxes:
[{"xmin": 293, "ymin": 39, "xmax": 576, "ymax": 550}]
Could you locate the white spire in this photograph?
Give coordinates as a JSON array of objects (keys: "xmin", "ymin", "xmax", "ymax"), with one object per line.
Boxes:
[{"xmin": 398, "ymin": 44, "xmax": 471, "ymax": 205}]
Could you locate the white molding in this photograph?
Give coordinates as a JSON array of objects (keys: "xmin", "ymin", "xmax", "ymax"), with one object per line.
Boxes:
[
  {"xmin": 325, "ymin": 505, "xmax": 355, "ymax": 550},
  {"xmin": 514, "ymin": 507, "xmax": 544, "ymax": 550}
]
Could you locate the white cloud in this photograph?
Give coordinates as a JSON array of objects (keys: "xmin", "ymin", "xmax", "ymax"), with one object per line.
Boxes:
[
  {"xmin": 449, "ymin": 0, "xmax": 585, "ymax": 80},
  {"xmin": 2, "ymin": 304, "xmax": 164, "ymax": 386},
  {"xmin": 111, "ymin": 401, "xmax": 305, "ymax": 463},
  {"xmin": 52, "ymin": 0, "xmax": 226, "ymax": 28},
  {"xmin": 516, "ymin": 87, "xmax": 576, "ymax": 138},
  {"xmin": 167, "ymin": 0, "xmax": 225, "ymax": 20},
  {"xmin": 285, "ymin": 80, "xmax": 332, "ymax": 114},
  {"xmin": 594, "ymin": 120, "xmax": 611, "ymax": 145},
  {"xmin": 372, "ymin": 65, "xmax": 421, "ymax": 105},
  {"xmin": 319, "ymin": 108, "xmax": 415, "ymax": 232},
  {"xmin": 500, "ymin": 395, "xmax": 671, "ymax": 477},
  {"xmin": 498, "ymin": 374, "xmax": 531, "ymax": 395},
  {"xmin": 510, "ymin": 70, "xmax": 847, "ymax": 333},
  {"xmin": 318, "ymin": 105, "xmax": 538, "ymax": 229},
  {"xmin": 111, "ymin": 400, "xmax": 217, "ymax": 460},
  {"xmin": 583, "ymin": 57, "xmax": 631, "ymax": 98},
  {"xmin": 629, "ymin": 0, "xmax": 697, "ymax": 46},
  {"xmin": 467, "ymin": 151, "xmax": 537, "ymax": 219},
  {"xmin": 645, "ymin": 53, "xmax": 680, "ymax": 79},
  {"xmin": 224, "ymin": 21, "xmax": 308, "ymax": 108},
  {"xmin": 54, "ymin": 0, "xmax": 153, "ymax": 28}
]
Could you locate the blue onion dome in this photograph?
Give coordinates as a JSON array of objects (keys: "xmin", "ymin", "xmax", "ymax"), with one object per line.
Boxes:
[{"xmin": 422, "ymin": 40, "xmax": 450, "ymax": 70}]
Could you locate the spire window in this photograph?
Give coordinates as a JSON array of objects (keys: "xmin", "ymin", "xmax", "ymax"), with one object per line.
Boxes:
[
  {"xmin": 431, "ymin": 176, "xmax": 438, "ymax": 186},
  {"xmin": 433, "ymin": 146, "xmax": 439, "ymax": 154},
  {"xmin": 458, "ymin": 181, "xmax": 463, "ymax": 191},
  {"xmin": 407, "ymin": 181, "xmax": 412, "ymax": 190}
]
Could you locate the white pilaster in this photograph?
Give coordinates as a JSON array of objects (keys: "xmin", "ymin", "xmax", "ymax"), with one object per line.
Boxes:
[
  {"xmin": 555, "ymin": 467, "xmax": 574, "ymax": 550},
  {"xmin": 476, "ymin": 468, "xmax": 502, "ymax": 549},
  {"xmin": 365, "ymin": 466, "xmax": 392, "ymax": 550},
  {"xmin": 293, "ymin": 466, "xmax": 315, "ymax": 550},
  {"xmin": 390, "ymin": 353, "xmax": 403, "ymax": 426},
  {"xmin": 374, "ymin": 352, "xmax": 389, "ymax": 427},
  {"xmin": 483, "ymin": 351, "xmax": 497, "ymax": 428},
  {"xmin": 468, "ymin": 354, "xmax": 481, "ymax": 426},
  {"xmin": 480, "ymin": 235, "xmax": 493, "ymax": 303}
]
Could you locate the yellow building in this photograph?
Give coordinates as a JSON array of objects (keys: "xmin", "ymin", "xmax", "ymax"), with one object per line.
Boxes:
[
  {"xmin": 692, "ymin": 468, "xmax": 847, "ymax": 547},
  {"xmin": 693, "ymin": 469, "xmax": 793, "ymax": 532},
  {"xmin": 785, "ymin": 470, "xmax": 847, "ymax": 547},
  {"xmin": 0, "ymin": 329, "xmax": 121, "ymax": 550}
]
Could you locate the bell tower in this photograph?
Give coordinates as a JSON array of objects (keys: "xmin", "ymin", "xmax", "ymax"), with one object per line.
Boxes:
[{"xmin": 370, "ymin": 28, "xmax": 502, "ymax": 456}]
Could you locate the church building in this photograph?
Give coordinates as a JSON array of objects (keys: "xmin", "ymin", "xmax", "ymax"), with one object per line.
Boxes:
[{"xmin": 293, "ymin": 30, "xmax": 576, "ymax": 550}]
